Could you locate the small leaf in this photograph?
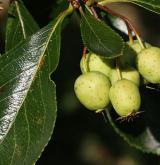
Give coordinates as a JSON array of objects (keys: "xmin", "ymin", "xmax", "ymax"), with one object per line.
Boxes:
[
  {"xmin": 105, "ymin": 86, "xmax": 160, "ymax": 155},
  {"xmin": 80, "ymin": 13, "xmax": 124, "ymax": 58}
]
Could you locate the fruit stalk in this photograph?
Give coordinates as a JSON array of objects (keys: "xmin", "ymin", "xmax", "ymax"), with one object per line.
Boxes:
[
  {"xmin": 126, "ymin": 24, "xmax": 134, "ymax": 44},
  {"xmin": 116, "ymin": 58, "xmax": 122, "ymax": 80},
  {"xmin": 96, "ymin": 4, "xmax": 145, "ymax": 49},
  {"xmin": 82, "ymin": 47, "xmax": 87, "ymax": 58},
  {"xmin": 90, "ymin": 6, "xmax": 99, "ymax": 19}
]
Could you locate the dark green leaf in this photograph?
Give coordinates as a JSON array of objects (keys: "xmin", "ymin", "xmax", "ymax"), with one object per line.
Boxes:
[
  {"xmin": 50, "ymin": 0, "xmax": 69, "ymax": 19},
  {"xmin": 50, "ymin": 0, "xmax": 72, "ymax": 29},
  {"xmin": 105, "ymin": 87, "xmax": 160, "ymax": 155},
  {"xmin": 99, "ymin": 0, "xmax": 160, "ymax": 14},
  {"xmin": 0, "ymin": 2, "xmax": 73, "ymax": 164},
  {"xmin": 5, "ymin": 1, "xmax": 39, "ymax": 51},
  {"xmin": 80, "ymin": 13, "xmax": 124, "ymax": 58},
  {"xmin": 132, "ymin": 0, "xmax": 160, "ymax": 14}
]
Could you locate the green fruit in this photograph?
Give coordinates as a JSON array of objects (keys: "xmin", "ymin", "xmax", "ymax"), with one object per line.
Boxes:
[
  {"xmin": 109, "ymin": 79, "xmax": 141, "ymax": 117},
  {"xmin": 128, "ymin": 40, "xmax": 151, "ymax": 54},
  {"xmin": 109, "ymin": 67, "xmax": 140, "ymax": 86},
  {"xmin": 74, "ymin": 71, "xmax": 111, "ymax": 111},
  {"xmin": 137, "ymin": 47, "xmax": 160, "ymax": 84},
  {"xmin": 80, "ymin": 52, "xmax": 114, "ymax": 77}
]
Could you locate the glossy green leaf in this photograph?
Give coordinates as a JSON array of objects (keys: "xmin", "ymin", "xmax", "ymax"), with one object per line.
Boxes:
[
  {"xmin": 105, "ymin": 86, "xmax": 160, "ymax": 155},
  {"xmin": 5, "ymin": 1, "xmax": 39, "ymax": 51},
  {"xmin": 80, "ymin": 13, "xmax": 124, "ymax": 58},
  {"xmin": 50, "ymin": 0, "xmax": 69, "ymax": 20},
  {"xmin": 132, "ymin": 0, "xmax": 160, "ymax": 14},
  {"xmin": 0, "ymin": 2, "xmax": 73, "ymax": 165},
  {"xmin": 99, "ymin": 0, "xmax": 160, "ymax": 14}
]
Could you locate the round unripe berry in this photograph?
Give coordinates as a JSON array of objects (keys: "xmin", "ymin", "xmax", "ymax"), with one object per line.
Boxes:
[
  {"xmin": 80, "ymin": 52, "xmax": 114, "ymax": 77},
  {"xmin": 74, "ymin": 71, "xmax": 111, "ymax": 111},
  {"xmin": 109, "ymin": 79, "xmax": 141, "ymax": 117},
  {"xmin": 137, "ymin": 47, "xmax": 160, "ymax": 84},
  {"xmin": 109, "ymin": 67, "xmax": 140, "ymax": 86}
]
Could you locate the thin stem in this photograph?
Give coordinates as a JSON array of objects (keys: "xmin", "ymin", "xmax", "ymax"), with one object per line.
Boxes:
[
  {"xmin": 82, "ymin": 47, "xmax": 87, "ymax": 58},
  {"xmin": 96, "ymin": 109, "xmax": 104, "ymax": 113},
  {"xmin": 82, "ymin": 47, "xmax": 89, "ymax": 72},
  {"xmin": 101, "ymin": 111, "xmax": 108, "ymax": 123},
  {"xmin": 96, "ymin": 4, "xmax": 145, "ymax": 49},
  {"xmin": 146, "ymin": 86, "xmax": 160, "ymax": 92},
  {"xmin": 79, "ymin": 6, "xmax": 84, "ymax": 16},
  {"xmin": 126, "ymin": 24, "xmax": 134, "ymax": 44},
  {"xmin": 116, "ymin": 58, "xmax": 122, "ymax": 80},
  {"xmin": 85, "ymin": 4, "xmax": 100, "ymax": 20},
  {"xmin": 99, "ymin": 0, "xmax": 129, "ymax": 6},
  {"xmin": 85, "ymin": 4, "xmax": 93, "ymax": 15},
  {"xmin": 90, "ymin": 6, "xmax": 99, "ymax": 19},
  {"xmin": 136, "ymin": 34, "xmax": 145, "ymax": 49}
]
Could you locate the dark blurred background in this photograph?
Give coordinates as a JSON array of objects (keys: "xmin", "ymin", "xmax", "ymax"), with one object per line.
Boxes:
[{"xmin": 6, "ymin": 0, "xmax": 160, "ymax": 164}]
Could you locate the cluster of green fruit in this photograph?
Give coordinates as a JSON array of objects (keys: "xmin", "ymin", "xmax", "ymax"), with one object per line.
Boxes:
[{"xmin": 74, "ymin": 40, "xmax": 160, "ymax": 119}]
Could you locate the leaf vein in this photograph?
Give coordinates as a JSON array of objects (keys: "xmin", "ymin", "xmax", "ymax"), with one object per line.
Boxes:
[
  {"xmin": 23, "ymin": 102, "xmax": 31, "ymax": 164},
  {"xmin": 9, "ymin": 124, "xmax": 16, "ymax": 165},
  {"xmin": 15, "ymin": 1, "xmax": 27, "ymax": 39}
]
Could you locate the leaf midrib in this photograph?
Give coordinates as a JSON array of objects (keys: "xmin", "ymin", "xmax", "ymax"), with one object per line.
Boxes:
[{"xmin": 15, "ymin": 1, "xmax": 27, "ymax": 39}]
